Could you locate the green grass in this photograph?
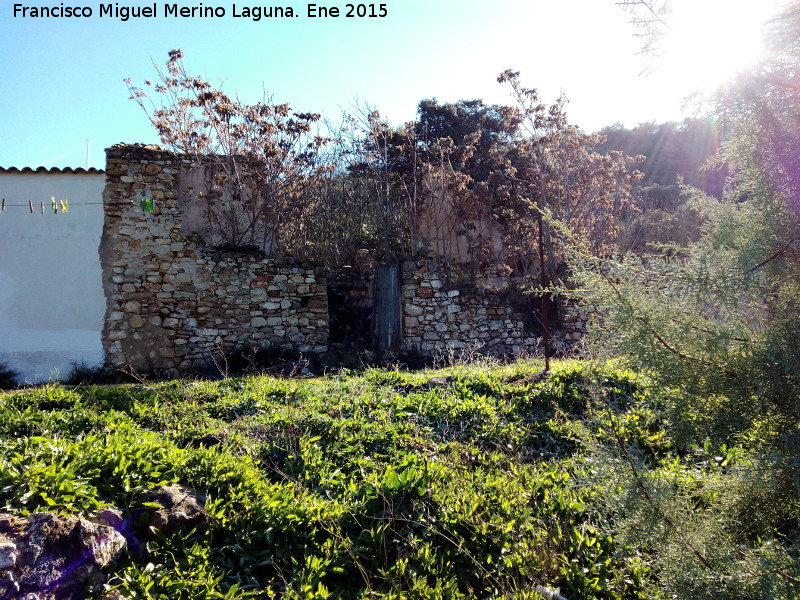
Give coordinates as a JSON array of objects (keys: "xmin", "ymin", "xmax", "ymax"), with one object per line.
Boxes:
[{"xmin": 1, "ymin": 359, "xmax": 791, "ymax": 599}]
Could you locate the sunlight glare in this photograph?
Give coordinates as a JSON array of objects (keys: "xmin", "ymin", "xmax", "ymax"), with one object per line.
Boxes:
[{"xmin": 660, "ymin": 0, "xmax": 777, "ymax": 92}]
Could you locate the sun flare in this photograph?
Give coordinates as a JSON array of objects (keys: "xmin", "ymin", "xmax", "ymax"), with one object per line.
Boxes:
[{"xmin": 659, "ymin": 0, "xmax": 779, "ymax": 92}]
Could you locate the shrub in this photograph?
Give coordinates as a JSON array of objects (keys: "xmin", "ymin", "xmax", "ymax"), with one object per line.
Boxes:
[{"xmin": 0, "ymin": 361, "xmax": 19, "ymax": 389}]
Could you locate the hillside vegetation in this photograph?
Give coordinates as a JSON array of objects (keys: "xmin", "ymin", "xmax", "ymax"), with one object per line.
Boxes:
[{"xmin": 2, "ymin": 359, "xmax": 796, "ymax": 599}]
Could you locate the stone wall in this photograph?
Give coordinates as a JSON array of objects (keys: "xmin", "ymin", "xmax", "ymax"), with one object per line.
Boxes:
[
  {"xmin": 100, "ymin": 145, "xmax": 327, "ymax": 374},
  {"xmin": 400, "ymin": 260, "xmax": 545, "ymax": 357},
  {"xmin": 559, "ymin": 301, "xmax": 597, "ymax": 348}
]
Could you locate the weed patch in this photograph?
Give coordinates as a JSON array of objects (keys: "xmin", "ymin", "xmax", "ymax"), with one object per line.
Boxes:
[{"xmin": 1, "ymin": 359, "xmax": 791, "ymax": 597}]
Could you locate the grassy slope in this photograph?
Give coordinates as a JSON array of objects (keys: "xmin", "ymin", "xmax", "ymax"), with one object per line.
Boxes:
[{"xmin": 0, "ymin": 359, "xmax": 745, "ymax": 599}]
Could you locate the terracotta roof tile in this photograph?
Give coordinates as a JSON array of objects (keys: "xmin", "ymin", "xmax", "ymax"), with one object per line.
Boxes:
[{"xmin": 0, "ymin": 166, "xmax": 105, "ymax": 174}]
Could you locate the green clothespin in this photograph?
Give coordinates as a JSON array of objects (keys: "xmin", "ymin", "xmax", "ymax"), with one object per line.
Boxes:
[
  {"xmin": 139, "ymin": 198, "xmax": 154, "ymax": 213},
  {"xmin": 51, "ymin": 196, "xmax": 57, "ymax": 214}
]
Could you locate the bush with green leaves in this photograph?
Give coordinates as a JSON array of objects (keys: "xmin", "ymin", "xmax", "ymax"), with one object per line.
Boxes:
[
  {"xmin": 559, "ymin": 5, "xmax": 800, "ymax": 594},
  {"xmin": 562, "ymin": 156, "xmax": 800, "ymax": 597}
]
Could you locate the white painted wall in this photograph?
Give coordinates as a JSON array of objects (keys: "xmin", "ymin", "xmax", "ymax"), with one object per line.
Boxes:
[{"xmin": 0, "ymin": 168, "xmax": 105, "ymax": 383}]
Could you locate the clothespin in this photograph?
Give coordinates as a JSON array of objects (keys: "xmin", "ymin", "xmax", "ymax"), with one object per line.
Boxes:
[
  {"xmin": 29, "ymin": 200, "xmax": 33, "ymax": 214},
  {"xmin": 51, "ymin": 196, "xmax": 57, "ymax": 214},
  {"xmin": 60, "ymin": 200, "xmax": 68, "ymax": 213},
  {"xmin": 1, "ymin": 199, "xmax": 5, "ymax": 211},
  {"xmin": 139, "ymin": 198, "xmax": 154, "ymax": 213},
  {"xmin": 40, "ymin": 201, "xmax": 44, "ymax": 215}
]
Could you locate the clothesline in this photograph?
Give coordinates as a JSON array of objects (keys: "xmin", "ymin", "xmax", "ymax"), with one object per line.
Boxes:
[
  {"xmin": 0, "ymin": 197, "xmax": 155, "ymax": 214},
  {"xmin": 0, "ymin": 201, "xmax": 105, "ymax": 207},
  {"xmin": 0, "ymin": 197, "xmax": 72, "ymax": 214}
]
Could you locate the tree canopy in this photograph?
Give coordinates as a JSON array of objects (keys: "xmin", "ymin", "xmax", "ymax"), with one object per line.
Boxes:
[
  {"xmin": 126, "ymin": 55, "xmax": 643, "ymax": 276},
  {"xmin": 596, "ymin": 118, "xmax": 727, "ymax": 199}
]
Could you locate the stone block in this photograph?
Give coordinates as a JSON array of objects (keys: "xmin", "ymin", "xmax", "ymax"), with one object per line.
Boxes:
[{"xmin": 404, "ymin": 304, "xmax": 424, "ymax": 317}]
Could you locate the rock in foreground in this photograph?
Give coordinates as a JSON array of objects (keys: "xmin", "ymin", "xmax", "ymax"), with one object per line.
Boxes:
[{"xmin": 0, "ymin": 512, "xmax": 125, "ymax": 600}]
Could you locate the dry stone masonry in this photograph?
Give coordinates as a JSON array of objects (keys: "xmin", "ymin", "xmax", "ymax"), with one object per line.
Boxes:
[
  {"xmin": 400, "ymin": 260, "xmax": 544, "ymax": 356},
  {"xmin": 100, "ymin": 144, "xmax": 593, "ymax": 371},
  {"xmin": 100, "ymin": 145, "xmax": 327, "ymax": 374},
  {"xmin": 398, "ymin": 260, "xmax": 596, "ymax": 357},
  {"xmin": 558, "ymin": 301, "xmax": 597, "ymax": 346}
]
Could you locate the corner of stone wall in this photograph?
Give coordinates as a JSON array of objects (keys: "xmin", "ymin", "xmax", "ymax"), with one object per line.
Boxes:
[{"xmin": 100, "ymin": 144, "xmax": 328, "ymax": 375}]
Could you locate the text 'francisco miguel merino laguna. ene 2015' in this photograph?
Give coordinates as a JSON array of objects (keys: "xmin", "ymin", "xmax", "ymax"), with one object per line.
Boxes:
[{"xmin": 12, "ymin": 3, "xmax": 311, "ymax": 21}]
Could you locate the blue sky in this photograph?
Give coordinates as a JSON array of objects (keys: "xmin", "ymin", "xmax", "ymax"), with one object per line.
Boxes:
[{"xmin": 0, "ymin": 0, "xmax": 777, "ymax": 169}]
